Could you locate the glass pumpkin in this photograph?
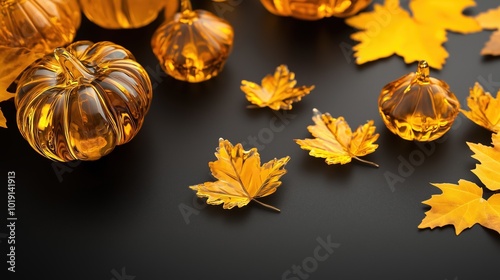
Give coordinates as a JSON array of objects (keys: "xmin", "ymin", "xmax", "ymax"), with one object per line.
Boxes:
[
  {"xmin": 151, "ymin": 0, "xmax": 234, "ymax": 83},
  {"xmin": 79, "ymin": 0, "xmax": 177, "ymax": 29},
  {"xmin": 15, "ymin": 40, "xmax": 153, "ymax": 162},
  {"xmin": 0, "ymin": 0, "xmax": 81, "ymax": 54},
  {"xmin": 260, "ymin": 0, "xmax": 372, "ymax": 20},
  {"xmin": 378, "ymin": 61, "xmax": 460, "ymax": 142}
]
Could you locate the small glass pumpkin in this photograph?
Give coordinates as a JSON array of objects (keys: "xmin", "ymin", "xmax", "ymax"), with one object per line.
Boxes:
[
  {"xmin": 378, "ymin": 61, "xmax": 460, "ymax": 142},
  {"xmin": 79, "ymin": 0, "xmax": 177, "ymax": 29},
  {"xmin": 151, "ymin": 0, "xmax": 234, "ymax": 83},
  {"xmin": 15, "ymin": 41, "xmax": 153, "ymax": 162},
  {"xmin": 260, "ymin": 0, "xmax": 371, "ymax": 20},
  {"xmin": 0, "ymin": 0, "xmax": 81, "ymax": 54}
]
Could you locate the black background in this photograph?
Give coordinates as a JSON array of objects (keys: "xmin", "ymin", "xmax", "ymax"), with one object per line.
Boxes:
[{"xmin": 1, "ymin": 1, "xmax": 500, "ymax": 279}]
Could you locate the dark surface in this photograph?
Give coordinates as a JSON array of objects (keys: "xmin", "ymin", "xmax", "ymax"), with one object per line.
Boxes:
[{"xmin": 1, "ymin": 1, "xmax": 500, "ymax": 279}]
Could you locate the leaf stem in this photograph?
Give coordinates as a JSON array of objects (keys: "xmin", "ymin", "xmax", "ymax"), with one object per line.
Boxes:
[
  {"xmin": 353, "ymin": 156, "xmax": 379, "ymax": 168},
  {"xmin": 252, "ymin": 198, "xmax": 281, "ymax": 212}
]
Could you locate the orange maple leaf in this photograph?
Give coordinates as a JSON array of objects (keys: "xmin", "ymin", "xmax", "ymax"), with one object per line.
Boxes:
[
  {"xmin": 461, "ymin": 82, "xmax": 500, "ymax": 133},
  {"xmin": 476, "ymin": 6, "xmax": 500, "ymax": 55},
  {"xmin": 295, "ymin": 109, "xmax": 379, "ymax": 167},
  {"xmin": 419, "ymin": 133, "xmax": 500, "ymax": 235},
  {"xmin": 345, "ymin": 0, "xmax": 480, "ymax": 69},
  {"xmin": 241, "ymin": 65, "xmax": 314, "ymax": 110},
  {"xmin": 419, "ymin": 180, "xmax": 500, "ymax": 235},
  {"xmin": 410, "ymin": 0, "xmax": 481, "ymax": 34},
  {"xmin": 468, "ymin": 133, "xmax": 500, "ymax": 191},
  {"xmin": 189, "ymin": 139, "xmax": 290, "ymax": 211}
]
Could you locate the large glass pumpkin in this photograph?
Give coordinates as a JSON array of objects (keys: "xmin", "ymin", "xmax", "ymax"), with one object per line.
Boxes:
[
  {"xmin": 15, "ymin": 41, "xmax": 153, "ymax": 162},
  {"xmin": 260, "ymin": 0, "xmax": 371, "ymax": 20},
  {"xmin": 0, "ymin": 0, "xmax": 81, "ymax": 54}
]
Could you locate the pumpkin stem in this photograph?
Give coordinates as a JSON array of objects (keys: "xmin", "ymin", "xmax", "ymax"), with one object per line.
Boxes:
[
  {"xmin": 54, "ymin": 48, "xmax": 93, "ymax": 83},
  {"xmin": 416, "ymin": 60, "xmax": 430, "ymax": 84},
  {"xmin": 180, "ymin": 0, "xmax": 192, "ymax": 12},
  {"xmin": 179, "ymin": 0, "xmax": 197, "ymax": 22}
]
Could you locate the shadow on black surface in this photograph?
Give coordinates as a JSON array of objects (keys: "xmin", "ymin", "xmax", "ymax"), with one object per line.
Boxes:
[
  {"xmin": 483, "ymin": 227, "xmax": 500, "ymax": 244},
  {"xmin": 151, "ymin": 66, "xmax": 235, "ymax": 111},
  {"xmin": 458, "ymin": 120, "xmax": 494, "ymax": 144},
  {"xmin": 256, "ymin": 12, "xmax": 354, "ymax": 63},
  {"xmin": 481, "ymin": 53, "xmax": 500, "ymax": 63},
  {"xmin": 191, "ymin": 195, "xmax": 258, "ymax": 224},
  {"xmin": 296, "ymin": 149, "xmax": 355, "ymax": 185},
  {"xmin": 377, "ymin": 127, "xmax": 459, "ymax": 162},
  {"xmin": 21, "ymin": 137, "xmax": 156, "ymax": 227},
  {"xmin": 242, "ymin": 101, "xmax": 311, "ymax": 125}
]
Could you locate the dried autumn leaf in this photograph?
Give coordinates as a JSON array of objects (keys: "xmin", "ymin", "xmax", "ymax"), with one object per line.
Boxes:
[
  {"xmin": 481, "ymin": 31, "xmax": 500, "ymax": 56},
  {"xmin": 0, "ymin": 46, "xmax": 43, "ymax": 128},
  {"xmin": 419, "ymin": 133, "xmax": 500, "ymax": 235},
  {"xmin": 410, "ymin": 0, "xmax": 481, "ymax": 34},
  {"xmin": 295, "ymin": 108, "xmax": 379, "ymax": 167},
  {"xmin": 482, "ymin": 194, "xmax": 500, "ymax": 233},
  {"xmin": 241, "ymin": 64, "xmax": 314, "ymax": 110},
  {"xmin": 418, "ymin": 180, "xmax": 500, "ymax": 235},
  {"xmin": 476, "ymin": 6, "xmax": 500, "ymax": 55},
  {"xmin": 345, "ymin": 0, "xmax": 480, "ymax": 69},
  {"xmin": 461, "ymin": 82, "xmax": 500, "ymax": 133},
  {"xmin": 467, "ymin": 133, "xmax": 500, "ymax": 191},
  {"xmin": 189, "ymin": 138, "xmax": 290, "ymax": 211}
]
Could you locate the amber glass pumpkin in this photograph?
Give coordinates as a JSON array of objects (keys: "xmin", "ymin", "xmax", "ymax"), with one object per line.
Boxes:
[
  {"xmin": 79, "ymin": 0, "xmax": 177, "ymax": 29},
  {"xmin": 0, "ymin": 0, "xmax": 81, "ymax": 54},
  {"xmin": 15, "ymin": 41, "xmax": 153, "ymax": 162},
  {"xmin": 378, "ymin": 61, "xmax": 460, "ymax": 142},
  {"xmin": 260, "ymin": 0, "xmax": 371, "ymax": 20},
  {"xmin": 151, "ymin": 0, "xmax": 234, "ymax": 83}
]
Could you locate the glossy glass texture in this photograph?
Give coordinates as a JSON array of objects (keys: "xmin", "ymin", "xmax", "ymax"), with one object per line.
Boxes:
[
  {"xmin": 260, "ymin": 0, "xmax": 371, "ymax": 20},
  {"xmin": 15, "ymin": 41, "xmax": 153, "ymax": 162},
  {"xmin": 151, "ymin": 0, "xmax": 234, "ymax": 83},
  {"xmin": 80, "ymin": 0, "xmax": 176, "ymax": 29},
  {"xmin": 0, "ymin": 0, "xmax": 81, "ymax": 54},
  {"xmin": 378, "ymin": 61, "xmax": 460, "ymax": 142}
]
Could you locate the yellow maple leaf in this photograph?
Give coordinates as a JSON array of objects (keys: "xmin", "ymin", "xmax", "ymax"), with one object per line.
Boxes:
[
  {"xmin": 420, "ymin": 133, "xmax": 500, "ymax": 235},
  {"xmin": 295, "ymin": 108, "xmax": 379, "ymax": 167},
  {"xmin": 189, "ymin": 138, "xmax": 290, "ymax": 211},
  {"xmin": 0, "ymin": 46, "xmax": 43, "ymax": 128},
  {"xmin": 461, "ymin": 82, "xmax": 500, "ymax": 133},
  {"xmin": 241, "ymin": 65, "xmax": 314, "ymax": 110},
  {"xmin": 483, "ymin": 194, "xmax": 500, "ymax": 233},
  {"xmin": 476, "ymin": 6, "xmax": 500, "ymax": 56},
  {"xmin": 467, "ymin": 133, "xmax": 500, "ymax": 191},
  {"xmin": 346, "ymin": 0, "xmax": 448, "ymax": 69},
  {"xmin": 418, "ymin": 180, "xmax": 500, "ymax": 235},
  {"xmin": 410, "ymin": 0, "xmax": 481, "ymax": 34},
  {"xmin": 345, "ymin": 0, "xmax": 480, "ymax": 69}
]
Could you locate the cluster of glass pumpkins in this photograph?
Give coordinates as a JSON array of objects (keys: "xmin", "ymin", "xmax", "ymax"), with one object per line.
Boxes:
[{"xmin": 1, "ymin": 0, "xmax": 459, "ymax": 163}]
